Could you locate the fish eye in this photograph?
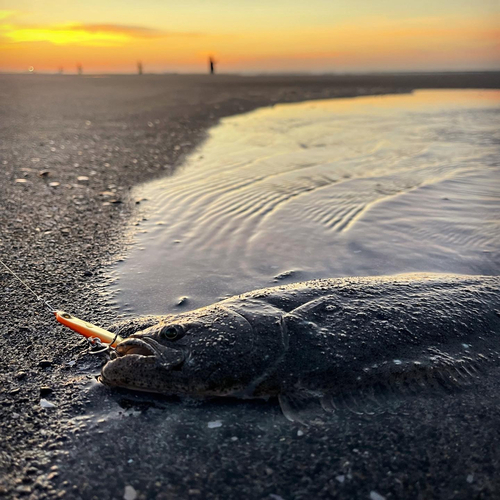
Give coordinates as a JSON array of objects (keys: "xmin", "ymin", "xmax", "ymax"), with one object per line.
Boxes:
[{"xmin": 160, "ymin": 325, "xmax": 184, "ymax": 340}]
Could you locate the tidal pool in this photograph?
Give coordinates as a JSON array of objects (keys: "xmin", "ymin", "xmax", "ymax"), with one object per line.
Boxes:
[{"xmin": 110, "ymin": 90, "xmax": 500, "ymax": 315}]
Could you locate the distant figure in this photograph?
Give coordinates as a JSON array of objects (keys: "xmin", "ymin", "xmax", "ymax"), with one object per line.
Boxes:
[
  {"xmin": 58, "ymin": 67, "xmax": 64, "ymax": 75},
  {"xmin": 137, "ymin": 61, "xmax": 143, "ymax": 75},
  {"xmin": 77, "ymin": 63, "xmax": 82, "ymax": 76},
  {"xmin": 209, "ymin": 56, "xmax": 216, "ymax": 75}
]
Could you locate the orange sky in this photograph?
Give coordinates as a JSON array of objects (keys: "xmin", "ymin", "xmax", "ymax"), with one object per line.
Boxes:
[{"xmin": 0, "ymin": 2, "xmax": 499, "ymax": 73}]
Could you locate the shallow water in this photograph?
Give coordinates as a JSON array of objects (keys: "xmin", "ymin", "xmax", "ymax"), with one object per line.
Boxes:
[{"xmin": 110, "ymin": 90, "xmax": 500, "ymax": 315}]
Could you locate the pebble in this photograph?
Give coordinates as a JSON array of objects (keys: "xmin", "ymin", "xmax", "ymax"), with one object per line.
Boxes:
[
  {"xmin": 123, "ymin": 485, "xmax": 137, "ymax": 500},
  {"xmin": 77, "ymin": 176, "xmax": 90, "ymax": 184},
  {"xmin": 370, "ymin": 492, "xmax": 386, "ymax": 500},
  {"xmin": 15, "ymin": 179, "xmax": 29, "ymax": 184},
  {"xmin": 40, "ymin": 399, "xmax": 56, "ymax": 409},
  {"xmin": 207, "ymin": 420, "xmax": 222, "ymax": 429},
  {"xmin": 38, "ymin": 170, "xmax": 50, "ymax": 177},
  {"xmin": 49, "ymin": 182, "xmax": 60, "ymax": 188},
  {"xmin": 15, "ymin": 485, "xmax": 31, "ymax": 494},
  {"xmin": 274, "ymin": 270, "xmax": 296, "ymax": 280},
  {"xmin": 15, "ymin": 371, "xmax": 27, "ymax": 379},
  {"xmin": 177, "ymin": 296, "xmax": 189, "ymax": 306}
]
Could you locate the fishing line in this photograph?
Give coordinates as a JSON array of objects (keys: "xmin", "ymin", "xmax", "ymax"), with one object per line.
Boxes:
[
  {"xmin": 0, "ymin": 256, "xmax": 123, "ymax": 353},
  {"xmin": 0, "ymin": 258, "xmax": 55, "ymax": 313}
]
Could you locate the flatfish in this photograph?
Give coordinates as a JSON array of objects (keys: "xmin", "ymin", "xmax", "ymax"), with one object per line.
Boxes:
[{"xmin": 101, "ymin": 273, "xmax": 500, "ymax": 422}]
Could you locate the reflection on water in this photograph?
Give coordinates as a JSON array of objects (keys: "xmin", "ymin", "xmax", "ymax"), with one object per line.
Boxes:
[{"xmin": 110, "ymin": 90, "xmax": 500, "ymax": 315}]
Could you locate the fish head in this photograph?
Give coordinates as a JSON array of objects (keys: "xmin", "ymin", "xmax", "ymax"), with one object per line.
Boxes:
[{"xmin": 100, "ymin": 300, "xmax": 286, "ymax": 397}]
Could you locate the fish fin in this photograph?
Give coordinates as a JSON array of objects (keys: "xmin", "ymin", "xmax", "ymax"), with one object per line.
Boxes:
[
  {"xmin": 280, "ymin": 357, "xmax": 485, "ymax": 423},
  {"xmin": 334, "ymin": 360, "xmax": 482, "ymax": 414},
  {"xmin": 279, "ymin": 389, "xmax": 389, "ymax": 423},
  {"xmin": 278, "ymin": 392, "xmax": 325, "ymax": 424},
  {"xmin": 321, "ymin": 391, "xmax": 385, "ymax": 416}
]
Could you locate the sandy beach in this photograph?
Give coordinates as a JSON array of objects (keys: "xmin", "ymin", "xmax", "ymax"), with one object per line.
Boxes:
[{"xmin": 1, "ymin": 72, "xmax": 500, "ymax": 500}]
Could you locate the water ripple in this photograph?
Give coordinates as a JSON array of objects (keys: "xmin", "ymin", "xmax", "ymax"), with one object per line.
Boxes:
[{"xmin": 111, "ymin": 90, "xmax": 500, "ymax": 314}]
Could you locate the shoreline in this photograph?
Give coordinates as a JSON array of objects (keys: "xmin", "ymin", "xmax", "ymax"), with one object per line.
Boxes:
[{"xmin": 1, "ymin": 73, "xmax": 500, "ymax": 499}]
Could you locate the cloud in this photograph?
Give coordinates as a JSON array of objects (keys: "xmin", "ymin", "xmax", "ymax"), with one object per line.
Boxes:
[
  {"xmin": 0, "ymin": 22, "xmax": 201, "ymax": 47},
  {"xmin": 0, "ymin": 10, "xmax": 17, "ymax": 21},
  {"xmin": 77, "ymin": 24, "xmax": 198, "ymax": 38}
]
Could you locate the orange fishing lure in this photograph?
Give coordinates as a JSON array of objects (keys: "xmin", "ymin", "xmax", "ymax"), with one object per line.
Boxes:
[{"xmin": 54, "ymin": 311, "xmax": 123, "ymax": 347}]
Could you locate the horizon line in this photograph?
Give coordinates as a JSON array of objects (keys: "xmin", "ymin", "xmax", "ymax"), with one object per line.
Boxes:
[{"xmin": 1, "ymin": 69, "xmax": 500, "ymax": 77}]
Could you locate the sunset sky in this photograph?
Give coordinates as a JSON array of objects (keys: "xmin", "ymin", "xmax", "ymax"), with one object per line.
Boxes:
[{"xmin": 0, "ymin": 0, "xmax": 499, "ymax": 74}]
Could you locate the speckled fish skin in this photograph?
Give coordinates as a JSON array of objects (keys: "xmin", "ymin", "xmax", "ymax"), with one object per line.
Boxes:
[{"xmin": 100, "ymin": 273, "xmax": 500, "ymax": 417}]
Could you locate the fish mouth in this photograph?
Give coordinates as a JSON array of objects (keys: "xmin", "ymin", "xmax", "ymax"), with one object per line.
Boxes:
[
  {"xmin": 100, "ymin": 336, "xmax": 187, "ymax": 391},
  {"xmin": 113, "ymin": 336, "xmax": 186, "ymax": 370},
  {"xmin": 115, "ymin": 338, "xmax": 159, "ymax": 358}
]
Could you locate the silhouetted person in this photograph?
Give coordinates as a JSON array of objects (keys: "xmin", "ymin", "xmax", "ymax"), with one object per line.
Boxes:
[
  {"xmin": 77, "ymin": 63, "xmax": 82, "ymax": 75},
  {"xmin": 137, "ymin": 61, "xmax": 143, "ymax": 75},
  {"xmin": 209, "ymin": 56, "xmax": 216, "ymax": 75},
  {"xmin": 58, "ymin": 67, "xmax": 64, "ymax": 75}
]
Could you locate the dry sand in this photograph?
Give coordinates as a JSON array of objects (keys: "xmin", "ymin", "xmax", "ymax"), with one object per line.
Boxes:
[{"xmin": 1, "ymin": 73, "xmax": 500, "ymax": 499}]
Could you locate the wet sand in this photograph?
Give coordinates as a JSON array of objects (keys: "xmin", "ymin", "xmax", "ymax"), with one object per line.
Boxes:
[{"xmin": 1, "ymin": 73, "xmax": 500, "ymax": 499}]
